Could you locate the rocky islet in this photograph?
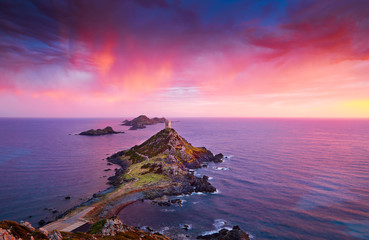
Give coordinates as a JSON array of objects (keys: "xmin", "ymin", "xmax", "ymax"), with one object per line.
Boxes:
[{"xmin": 79, "ymin": 126, "xmax": 123, "ymax": 136}]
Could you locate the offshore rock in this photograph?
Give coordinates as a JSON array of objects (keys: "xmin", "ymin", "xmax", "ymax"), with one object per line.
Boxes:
[
  {"xmin": 191, "ymin": 175, "xmax": 216, "ymax": 193},
  {"xmin": 197, "ymin": 226, "xmax": 250, "ymax": 240},
  {"xmin": 212, "ymin": 153, "xmax": 224, "ymax": 163},
  {"xmin": 79, "ymin": 126, "xmax": 122, "ymax": 136}
]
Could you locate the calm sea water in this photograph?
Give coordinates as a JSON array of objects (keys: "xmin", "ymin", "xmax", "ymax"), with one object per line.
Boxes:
[{"xmin": 1, "ymin": 118, "xmax": 369, "ymax": 240}]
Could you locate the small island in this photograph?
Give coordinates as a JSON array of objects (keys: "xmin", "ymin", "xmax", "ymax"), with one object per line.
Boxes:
[
  {"xmin": 79, "ymin": 126, "xmax": 123, "ymax": 136},
  {"xmin": 122, "ymin": 115, "xmax": 166, "ymax": 130}
]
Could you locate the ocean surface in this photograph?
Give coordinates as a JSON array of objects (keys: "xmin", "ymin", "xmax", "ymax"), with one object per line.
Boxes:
[{"xmin": 1, "ymin": 118, "xmax": 369, "ymax": 240}]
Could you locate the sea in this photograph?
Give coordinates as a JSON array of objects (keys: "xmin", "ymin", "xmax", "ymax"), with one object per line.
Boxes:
[{"xmin": 0, "ymin": 118, "xmax": 369, "ymax": 240}]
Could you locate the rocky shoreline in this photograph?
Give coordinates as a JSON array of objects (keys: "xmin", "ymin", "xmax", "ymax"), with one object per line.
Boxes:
[
  {"xmin": 1, "ymin": 218, "xmax": 250, "ymax": 240},
  {"xmin": 8, "ymin": 127, "xmax": 249, "ymax": 239}
]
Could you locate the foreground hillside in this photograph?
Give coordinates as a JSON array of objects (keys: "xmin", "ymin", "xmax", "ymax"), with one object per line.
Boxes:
[{"xmin": 0, "ymin": 218, "xmax": 249, "ymax": 240}]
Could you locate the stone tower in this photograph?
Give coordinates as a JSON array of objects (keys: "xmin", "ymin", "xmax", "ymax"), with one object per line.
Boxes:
[{"xmin": 165, "ymin": 120, "xmax": 172, "ymax": 129}]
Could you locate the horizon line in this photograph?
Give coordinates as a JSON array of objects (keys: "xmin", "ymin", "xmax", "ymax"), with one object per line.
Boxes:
[{"xmin": 1, "ymin": 116, "xmax": 369, "ymax": 120}]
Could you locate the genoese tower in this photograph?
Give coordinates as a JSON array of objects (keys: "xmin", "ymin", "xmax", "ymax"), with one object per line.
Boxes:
[{"xmin": 165, "ymin": 120, "xmax": 172, "ymax": 129}]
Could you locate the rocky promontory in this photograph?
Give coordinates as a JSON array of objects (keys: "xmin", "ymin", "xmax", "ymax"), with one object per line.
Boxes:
[
  {"xmin": 122, "ymin": 115, "xmax": 166, "ymax": 130},
  {"xmin": 79, "ymin": 126, "xmax": 122, "ymax": 136},
  {"xmin": 106, "ymin": 128, "xmax": 223, "ymax": 188},
  {"xmin": 73, "ymin": 127, "xmax": 223, "ymax": 222},
  {"xmin": 22, "ymin": 127, "xmax": 248, "ymax": 240}
]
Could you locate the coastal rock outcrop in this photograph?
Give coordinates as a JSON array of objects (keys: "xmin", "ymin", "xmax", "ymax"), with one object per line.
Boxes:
[
  {"xmin": 79, "ymin": 126, "xmax": 122, "ymax": 136},
  {"xmin": 0, "ymin": 228, "xmax": 15, "ymax": 240},
  {"xmin": 101, "ymin": 217, "xmax": 127, "ymax": 236},
  {"xmin": 48, "ymin": 230, "xmax": 62, "ymax": 240},
  {"xmin": 197, "ymin": 226, "xmax": 250, "ymax": 240},
  {"xmin": 0, "ymin": 220, "xmax": 48, "ymax": 240},
  {"xmin": 38, "ymin": 228, "xmax": 49, "ymax": 236},
  {"xmin": 122, "ymin": 115, "xmax": 166, "ymax": 130},
  {"xmin": 0, "ymin": 220, "xmax": 170, "ymax": 240},
  {"xmin": 20, "ymin": 221, "xmax": 35, "ymax": 231}
]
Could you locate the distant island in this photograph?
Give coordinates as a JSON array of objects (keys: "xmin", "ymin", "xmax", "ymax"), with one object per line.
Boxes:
[
  {"xmin": 122, "ymin": 115, "xmax": 166, "ymax": 130},
  {"xmin": 0, "ymin": 125, "xmax": 250, "ymax": 240},
  {"xmin": 79, "ymin": 126, "xmax": 123, "ymax": 136}
]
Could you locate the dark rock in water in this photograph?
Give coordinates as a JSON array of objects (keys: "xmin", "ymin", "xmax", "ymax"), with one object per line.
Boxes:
[
  {"xmin": 202, "ymin": 164, "xmax": 208, "ymax": 168},
  {"xmin": 52, "ymin": 210, "xmax": 58, "ymax": 214},
  {"xmin": 107, "ymin": 162, "xmax": 113, "ymax": 165},
  {"xmin": 104, "ymin": 169, "xmax": 111, "ymax": 171},
  {"xmin": 152, "ymin": 200, "xmax": 171, "ymax": 206},
  {"xmin": 28, "ymin": 215, "xmax": 32, "ymax": 218},
  {"xmin": 190, "ymin": 174, "xmax": 216, "ymax": 193},
  {"xmin": 182, "ymin": 224, "xmax": 190, "ymax": 231},
  {"xmin": 65, "ymin": 196, "xmax": 71, "ymax": 200},
  {"xmin": 79, "ymin": 126, "xmax": 123, "ymax": 136},
  {"xmin": 158, "ymin": 201, "xmax": 171, "ymax": 207},
  {"xmin": 197, "ymin": 226, "xmax": 250, "ymax": 240},
  {"xmin": 212, "ymin": 153, "xmax": 224, "ymax": 163},
  {"xmin": 38, "ymin": 219, "xmax": 46, "ymax": 227},
  {"xmin": 122, "ymin": 115, "xmax": 166, "ymax": 130},
  {"xmin": 170, "ymin": 198, "xmax": 182, "ymax": 206}
]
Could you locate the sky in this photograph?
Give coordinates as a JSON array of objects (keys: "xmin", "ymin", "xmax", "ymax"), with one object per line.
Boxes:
[{"xmin": 0, "ymin": 0, "xmax": 369, "ymax": 118}]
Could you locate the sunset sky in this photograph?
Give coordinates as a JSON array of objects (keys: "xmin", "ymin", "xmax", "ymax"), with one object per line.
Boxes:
[{"xmin": 0, "ymin": 0, "xmax": 368, "ymax": 118}]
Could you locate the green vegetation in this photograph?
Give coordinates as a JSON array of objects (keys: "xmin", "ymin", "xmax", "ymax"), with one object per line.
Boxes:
[
  {"xmin": 88, "ymin": 219, "xmax": 106, "ymax": 234},
  {"xmin": 124, "ymin": 149, "xmax": 146, "ymax": 164},
  {"xmin": 133, "ymin": 172, "xmax": 170, "ymax": 188}
]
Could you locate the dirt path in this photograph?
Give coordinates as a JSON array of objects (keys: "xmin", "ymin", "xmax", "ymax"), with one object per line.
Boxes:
[{"xmin": 126, "ymin": 152, "xmax": 150, "ymax": 181}]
